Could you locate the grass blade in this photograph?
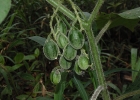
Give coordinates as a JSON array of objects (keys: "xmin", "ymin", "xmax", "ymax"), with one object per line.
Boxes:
[
  {"xmin": 131, "ymin": 48, "xmax": 138, "ymax": 81},
  {"xmin": 72, "ymin": 76, "xmax": 89, "ymax": 100}
]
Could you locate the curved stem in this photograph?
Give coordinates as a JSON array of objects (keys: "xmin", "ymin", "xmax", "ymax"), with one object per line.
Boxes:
[
  {"xmin": 46, "ymin": 0, "xmax": 75, "ymax": 21},
  {"xmin": 96, "ymin": 20, "xmax": 112, "ymax": 43}
]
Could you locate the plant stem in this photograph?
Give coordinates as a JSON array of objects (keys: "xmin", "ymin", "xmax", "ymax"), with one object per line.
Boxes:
[
  {"xmin": 84, "ymin": 0, "xmax": 110, "ymax": 99},
  {"xmin": 88, "ymin": 0, "xmax": 104, "ymax": 26},
  {"xmin": 90, "ymin": 85, "xmax": 104, "ymax": 100},
  {"xmin": 83, "ymin": 22, "xmax": 110, "ymax": 100},
  {"xmin": 96, "ymin": 20, "xmax": 112, "ymax": 43},
  {"xmin": 46, "ymin": 0, "xmax": 75, "ymax": 21}
]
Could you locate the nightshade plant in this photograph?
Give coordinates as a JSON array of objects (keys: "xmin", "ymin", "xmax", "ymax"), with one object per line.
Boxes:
[
  {"xmin": 43, "ymin": 0, "xmax": 140, "ymax": 100},
  {"xmin": 1, "ymin": 0, "xmax": 140, "ymax": 100},
  {"xmin": 44, "ymin": 0, "xmax": 111, "ymax": 99}
]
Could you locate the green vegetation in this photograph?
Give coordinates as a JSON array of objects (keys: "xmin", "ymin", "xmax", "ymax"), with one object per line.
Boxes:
[{"xmin": 0, "ymin": 0, "xmax": 140, "ymax": 100}]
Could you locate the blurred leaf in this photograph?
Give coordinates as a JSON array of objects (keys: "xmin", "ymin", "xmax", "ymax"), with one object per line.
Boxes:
[
  {"xmin": 132, "ymin": 58, "xmax": 140, "ymax": 81},
  {"xmin": 6, "ymin": 64, "xmax": 23, "ymax": 72},
  {"xmin": 131, "ymin": 48, "xmax": 138, "ymax": 82},
  {"xmin": 29, "ymin": 61, "xmax": 40, "ymax": 72},
  {"xmin": 119, "ymin": 7, "xmax": 140, "ymax": 19},
  {"xmin": 0, "ymin": 64, "xmax": 10, "ymax": 87},
  {"xmin": 28, "ymin": 36, "xmax": 46, "ymax": 46},
  {"xmin": 83, "ymin": 12, "xmax": 91, "ymax": 19},
  {"xmin": 4, "ymin": 56, "xmax": 15, "ymax": 63},
  {"xmin": 20, "ymin": 73, "xmax": 35, "ymax": 81},
  {"xmin": 96, "ymin": 11, "xmax": 140, "ymax": 31},
  {"xmin": 0, "ymin": 0, "xmax": 11, "ymax": 24},
  {"xmin": 34, "ymin": 48, "xmax": 40, "ymax": 58},
  {"xmin": 3, "ymin": 12, "xmax": 16, "ymax": 33},
  {"xmin": 16, "ymin": 94, "xmax": 33, "ymax": 100},
  {"xmin": 72, "ymin": 76, "xmax": 89, "ymax": 100},
  {"xmin": 36, "ymin": 96, "xmax": 53, "ymax": 100},
  {"xmin": 104, "ymin": 68, "xmax": 135, "ymax": 76},
  {"xmin": 23, "ymin": 55, "xmax": 35, "ymax": 61},
  {"xmin": 108, "ymin": 82, "xmax": 121, "ymax": 95},
  {"xmin": 1, "ymin": 86, "xmax": 12, "ymax": 98},
  {"xmin": 14, "ymin": 53, "xmax": 24, "ymax": 64},
  {"xmin": 127, "ymin": 72, "xmax": 140, "ymax": 92},
  {"xmin": 0, "ymin": 55, "xmax": 5, "ymax": 64},
  {"xmin": 8, "ymin": 39, "xmax": 25, "ymax": 49},
  {"xmin": 33, "ymin": 82, "xmax": 40, "ymax": 97}
]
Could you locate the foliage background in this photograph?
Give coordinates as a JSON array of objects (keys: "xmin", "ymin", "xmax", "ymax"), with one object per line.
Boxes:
[{"xmin": 0, "ymin": 0, "xmax": 140, "ymax": 100}]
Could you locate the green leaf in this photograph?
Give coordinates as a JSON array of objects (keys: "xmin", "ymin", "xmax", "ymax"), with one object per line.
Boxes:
[
  {"xmin": 72, "ymin": 76, "xmax": 89, "ymax": 100},
  {"xmin": 131, "ymin": 48, "xmax": 138, "ymax": 82},
  {"xmin": 34, "ymin": 48, "xmax": 40, "ymax": 58},
  {"xmin": 28, "ymin": 61, "xmax": 40, "ymax": 72},
  {"xmin": 23, "ymin": 55, "xmax": 35, "ymax": 61},
  {"xmin": 1, "ymin": 86, "xmax": 12, "ymax": 98},
  {"xmin": 108, "ymin": 83, "xmax": 121, "ymax": 95},
  {"xmin": 36, "ymin": 96, "xmax": 53, "ymax": 100},
  {"xmin": 14, "ymin": 53, "xmax": 24, "ymax": 64},
  {"xmin": 16, "ymin": 94, "xmax": 33, "ymax": 100},
  {"xmin": 28, "ymin": 36, "xmax": 46, "ymax": 46},
  {"xmin": 104, "ymin": 68, "xmax": 135, "ymax": 76},
  {"xmin": 133, "ymin": 58, "xmax": 140, "ymax": 82},
  {"xmin": 0, "ymin": 55, "xmax": 5, "ymax": 64},
  {"xmin": 0, "ymin": 65, "xmax": 10, "ymax": 87},
  {"xmin": 0, "ymin": 0, "xmax": 11, "ymax": 24},
  {"xmin": 20, "ymin": 73, "xmax": 35, "ymax": 81},
  {"xmin": 6, "ymin": 64, "xmax": 23, "ymax": 72},
  {"xmin": 119, "ymin": 7, "xmax": 140, "ymax": 19},
  {"xmin": 33, "ymin": 82, "xmax": 40, "ymax": 97},
  {"xmin": 8, "ymin": 39, "xmax": 25, "ymax": 49},
  {"xmin": 96, "ymin": 11, "xmax": 140, "ymax": 31},
  {"xmin": 126, "ymin": 72, "xmax": 140, "ymax": 92}
]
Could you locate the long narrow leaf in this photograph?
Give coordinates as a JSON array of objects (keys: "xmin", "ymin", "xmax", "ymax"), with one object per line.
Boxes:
[
  {"xmin": 0, "ymin": 64, "xmax": 11, "ymax": 88},
  {"xmin": 104, "ymin": 68, "xmax": 137, "ymax": 76},
  {"xmin": 72, "ymin": 76, "xmax": 89, "ymax": 100},
  {"xmin": 131, "ymin": 48, "xmax": 138, "ymax": 81}
]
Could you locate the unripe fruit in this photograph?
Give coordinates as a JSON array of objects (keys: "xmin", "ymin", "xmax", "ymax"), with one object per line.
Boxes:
[
  {"xmin": 74, "ymin": 60, "xmax": 83, "ymax": 75},
  {"xmin": 68, "ymin": 28, "xmax": 85, "ymax": 49},
  {"xmin": 78, "ymin": 55, "xmax": 89, "ymax": 70},
  {"xmin": 56, "ymin": 33, "xmax": 68, "ymax": 49},
  {"xmin": 59, "ymin": 56, "xmax": 72, "ymax": 69},
  {"xmin": 43, "ymin": 39, "xmax": 59, "ymax": 60},
  {"xmin": 50, "ymin": 67, "xmax": 61, "ymax": 85},
  {"xmin": 63, "ymin": 44, "xmax": 77, "ymax": 61}
]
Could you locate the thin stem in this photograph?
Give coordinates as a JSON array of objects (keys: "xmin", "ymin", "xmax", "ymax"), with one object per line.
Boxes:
[
  {"xmin": 46, "ymin": 0, "xmax": 75, "ymax": 21},
  {"xmin": 68, "ymin": 0, "xmax": 84, "ymax": 31},
  {"xmin": 96, "ymin": 20, "xmax": 112, "ymax": 43},
  {"xmin": 88, "ymin": 0, "xmax": 104, "ymax": 26},
  {"xmin": 90, "ymin": 85, "xmax": 104, "ymax": 100}
]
